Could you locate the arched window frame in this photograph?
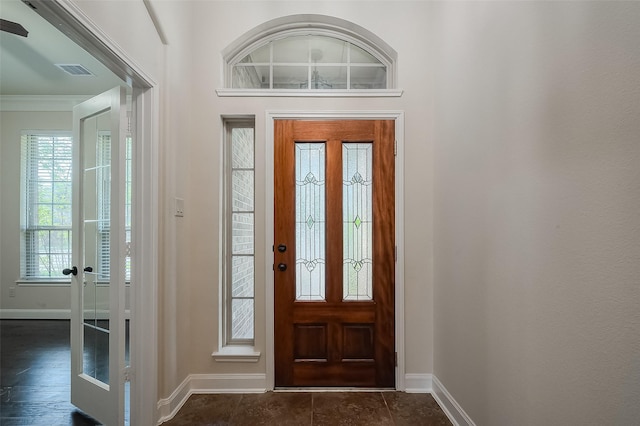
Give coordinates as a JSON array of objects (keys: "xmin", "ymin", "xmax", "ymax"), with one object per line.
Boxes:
[{"xmin": 216, "ymin": 15, "xmax": 402, "ymax": 97}]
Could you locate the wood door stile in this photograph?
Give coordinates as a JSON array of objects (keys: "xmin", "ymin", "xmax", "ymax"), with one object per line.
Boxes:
[{"xmin": 274, "ymin": 119, "xmax": 296, "ymax": 386}]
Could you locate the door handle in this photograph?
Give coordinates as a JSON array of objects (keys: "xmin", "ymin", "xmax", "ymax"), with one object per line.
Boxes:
[
  {"xmin": 83, "ymin": 266, "xmax": 93, "ymax": 273},
  {"xmin": 277, "ymin": 244, "xmax": 287, "ymax": 253},
  {"xmin": 277, "ymin": 263, "xmax": 287, "ymax": 272},
  {"xmin": 62, "ymin": 266, "xmax": 78, "ymax": 276}
]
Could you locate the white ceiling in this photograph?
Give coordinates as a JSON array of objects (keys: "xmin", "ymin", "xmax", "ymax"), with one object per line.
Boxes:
[{"xmin": 0, "ymin": 0, "xmax": 123, "ymax": 96}]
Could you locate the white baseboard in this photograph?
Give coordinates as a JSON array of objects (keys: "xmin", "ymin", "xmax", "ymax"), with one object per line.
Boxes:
[
  {"xmin": 431, "ymin": 375, "xmax": 476, "ymax": 426},
  {"xmin": 0, "ymin": 309, "xmax": 131, "ymax": 320},
  {"xmin": 404, "ymin": 373, "xmax": 433, "ymax": 393},
  {"xmin": 156, "ymin": 373, "xmax": 267, "ymax": 424},
  {"xmin": 0, "ymin": 309, "xmax": 70, "ymax": 319}
]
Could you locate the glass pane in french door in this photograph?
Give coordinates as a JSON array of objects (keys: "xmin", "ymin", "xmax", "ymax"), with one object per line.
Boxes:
[
  {"xmin": 125, "ymin": 132, "xmax": 132, "ymax": 369},
  {"xmin": 81, "ymin": 110, "xmax": 111, "ymax": 384},
  {"xmin": 124, "ymin": 95, "xmax": 133, "ymax": 424}
]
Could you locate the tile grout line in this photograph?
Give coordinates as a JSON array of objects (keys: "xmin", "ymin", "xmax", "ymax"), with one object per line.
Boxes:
[
  {"xmin": 380, "ymin": 391, "xmax": 396, "ymax": 426},
  {"xmin": 227, "ymin": 393, "xmax": 244, "ymax": 424}
]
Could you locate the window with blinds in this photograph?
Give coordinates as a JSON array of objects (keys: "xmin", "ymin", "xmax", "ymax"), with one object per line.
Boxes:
[
  {"xmin": 21, "ymin": 132, "xmax": 73, "ymax": 279},
  {"xmin": 20, "ymin": 131, "xmax": 132, "ymax": 281}
]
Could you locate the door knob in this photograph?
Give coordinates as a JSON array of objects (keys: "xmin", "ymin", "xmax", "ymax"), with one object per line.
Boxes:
[
  {"xmin": 62, "ymin": 266, "xmax": 78, "ymax": 276},
  {"xmin": 277, "ymin": 263, "xmax": 287, "ymax": 271},
  {"xmin": 83, "ymin": 266, "xmax": 93, "ymax": 273},
  {"xmin": 277, "ymin": 244, "xmax": 287, "ymax": 253}
]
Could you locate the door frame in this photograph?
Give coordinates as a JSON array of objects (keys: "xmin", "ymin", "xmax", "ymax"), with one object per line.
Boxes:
[
  {"xmin": 265, "ymin": 111, "xmax": 406, "ymax": 391},
  {"xmin": 28, "ymin": 1, "xmax": 160, "ymax": 424}
]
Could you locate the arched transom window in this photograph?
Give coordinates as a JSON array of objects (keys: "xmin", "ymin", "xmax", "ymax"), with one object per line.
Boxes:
[
  {"xmin": 232, "ymin": 34, "xmax": 388, "ymax": 90},
  {"xmin": 222, "ymin": 15, "xmax": 398, "ymax": 94}
]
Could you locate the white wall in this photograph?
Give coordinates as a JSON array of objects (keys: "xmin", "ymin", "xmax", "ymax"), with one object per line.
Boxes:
[
  {"xmin": 71, "ymin": 0, "xmax": 164, "ymax": 82},
  {"xmin": 68, "ymin": 0, "xmax": 174, "ymax": 396},
  {"xmin": 158, "ymin": 0, "xmax": 437, "ymax": 398},
  {"xmin": 13, "ymin": 3, "xmax": 639, "ymax": 424},
  {"xmin": 16, "ymin": 0, "xmax": 436, "ymax": 405},
  {"xmin": 433, "ymin": 2, "xmax": 640, "ymax": 424}
]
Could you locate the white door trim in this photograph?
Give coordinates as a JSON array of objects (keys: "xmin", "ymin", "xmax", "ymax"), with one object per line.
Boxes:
[
  {"xmin": 29, "ymin": 1, "xmax": 160, "ymax": 424},
  {"xmin": 265, "ymin": 110, "xmax": 405, "ymax": 391}
]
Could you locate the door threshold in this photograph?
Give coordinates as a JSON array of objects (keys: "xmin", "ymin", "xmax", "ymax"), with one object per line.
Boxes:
[{"xmin": 274, "ymin": 387, "xmax": 396, "ymax": 392}]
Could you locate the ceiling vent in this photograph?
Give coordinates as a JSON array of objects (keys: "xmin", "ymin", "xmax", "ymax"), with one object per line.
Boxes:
[{"xmin": 55, "ymin": 64, "xmax": 94, "ymax": 76}]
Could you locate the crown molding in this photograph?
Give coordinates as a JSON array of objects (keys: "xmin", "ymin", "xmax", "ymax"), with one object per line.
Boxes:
[{"xmin": 0, "ymin": 95, "xmax": 91, "ymax": 112}]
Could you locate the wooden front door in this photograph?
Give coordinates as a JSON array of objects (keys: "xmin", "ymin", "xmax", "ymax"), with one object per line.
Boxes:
[{"xmin": 274, "ymin": 119, "xmax": 395, "ymax": 387}]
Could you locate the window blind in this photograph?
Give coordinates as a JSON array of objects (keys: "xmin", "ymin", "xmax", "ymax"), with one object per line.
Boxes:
[{"xmin": 21, "ymin": 132, "xmax": 73, "ymax": 279}]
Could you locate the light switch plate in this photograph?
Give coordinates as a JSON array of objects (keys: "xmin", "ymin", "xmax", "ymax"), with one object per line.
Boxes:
[{"xmin": 175, "ymin": 197, "xmax": 184, "ymax": 217}]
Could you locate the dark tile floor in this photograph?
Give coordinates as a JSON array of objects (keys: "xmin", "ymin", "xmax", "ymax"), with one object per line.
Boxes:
[
  {"xmin": 1, "ymin": 320, "xmax": 452, "ymax": 426},
  {"xmin": 163, "ymin": 391, "xmax": 452, "ymax": 425}
]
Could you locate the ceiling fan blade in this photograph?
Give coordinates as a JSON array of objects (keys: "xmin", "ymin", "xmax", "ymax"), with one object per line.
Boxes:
[{"xmin": 0, "ymin": 19, "xmax": 29, "ymax": 37}]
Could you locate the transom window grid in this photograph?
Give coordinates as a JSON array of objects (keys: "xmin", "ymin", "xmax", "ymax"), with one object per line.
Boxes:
[
  {"xmin": 21, "ymin": 132, "xmax": 73, "ymax": 279},
  {"xmin": 224, "ymin": 120, "xmax": 256, "ymax": 344},
  {"xmin": 230, "ymin": 33, "xmax": 389, "ymax": 91}
]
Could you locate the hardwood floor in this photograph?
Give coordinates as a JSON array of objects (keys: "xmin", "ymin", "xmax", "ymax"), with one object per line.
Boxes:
[
  {"xmin": 0, "ymin": 319, "xmax": 101, "ymax": 425},
  {"xmin": 1, "ymin": 320, "xmax": 452, "ymax": 425}
]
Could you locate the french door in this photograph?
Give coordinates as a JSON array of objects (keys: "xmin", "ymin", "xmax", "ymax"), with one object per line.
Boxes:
[
  {"xmin": 274, "ymin": 120, "xmax": 396, "ymax": 387},
  {"xmin": 69, "ymin": 87, "xmax": 128, "ymax": 425}
]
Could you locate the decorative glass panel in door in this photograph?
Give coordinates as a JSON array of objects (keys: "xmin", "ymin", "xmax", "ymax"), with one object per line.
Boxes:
[
  {"xmin": 71, "ymin": 87, "xmax": 127, "ymax": 426},
  {"xmin": 295, "ymin": 143, "xmax": 326, "ymax": 301},
  {"xmin": 342, "ymin": 143, "xmax": 373, "ymax": 300}
]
